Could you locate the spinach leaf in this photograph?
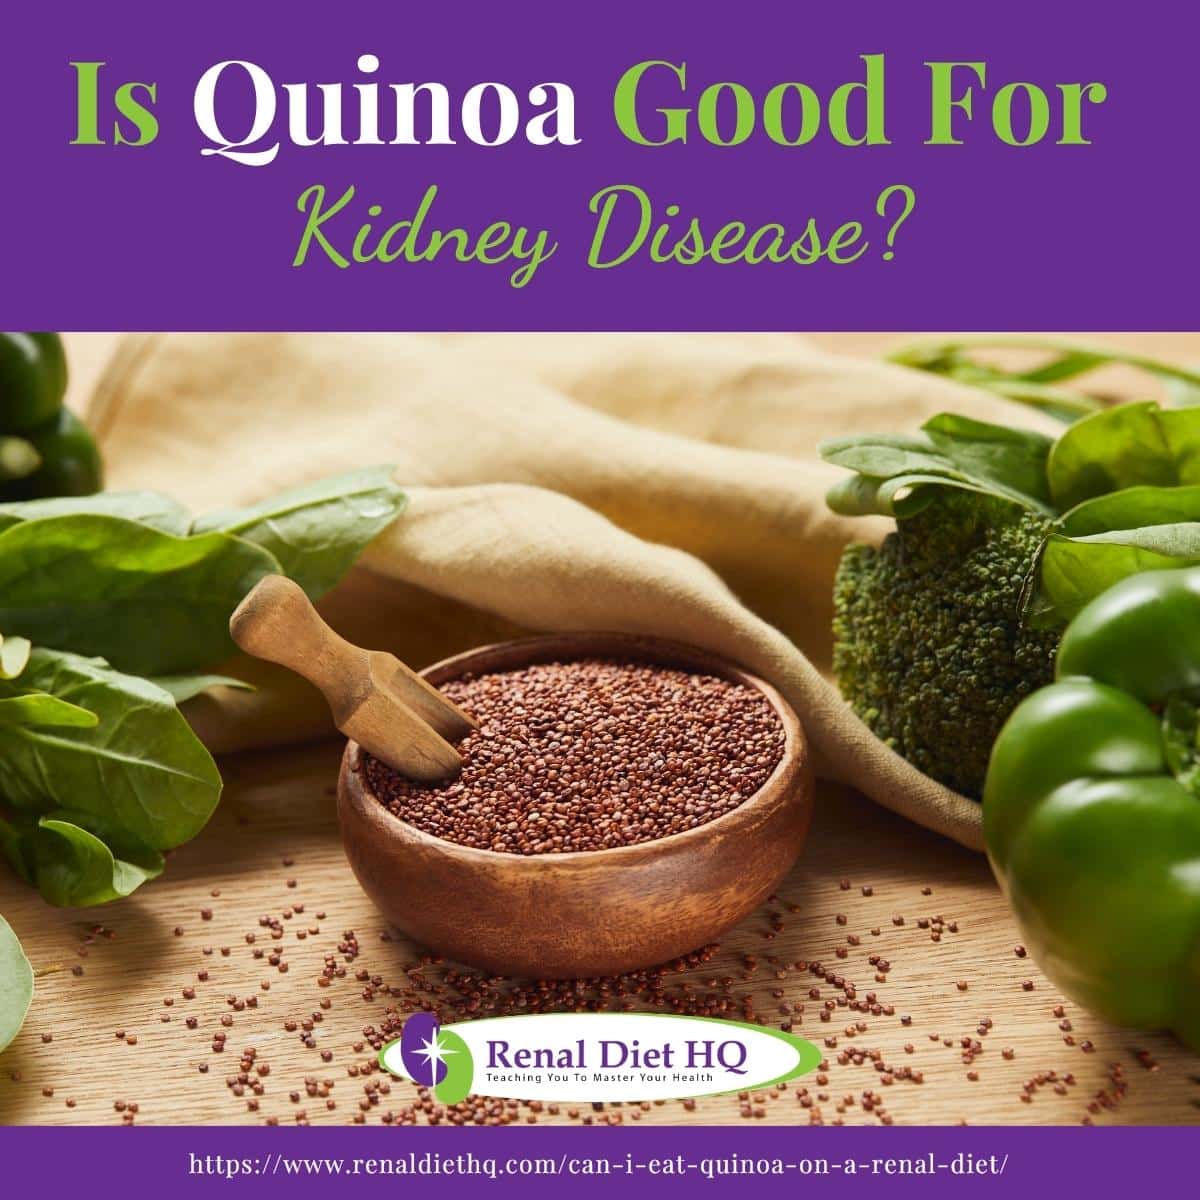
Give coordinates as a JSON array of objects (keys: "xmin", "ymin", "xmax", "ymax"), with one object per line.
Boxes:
[
  {"xmin": 193, "ymin": 466, "xmax": 407, "ymax": 599},
  {"xmin": 0, "ymin": 514, "xmax": 280, "ymax": 675},
  {"xmin": 0, "ymin": 814, "xmax": 34, "ymax": 885},
  {"xmin": 1017, "ymin": 348, "xmax": 1110, "ymax": 384},
  {"xmin": 890, "ymin": 337, "xmax": 1200, "ymax": 423},
  {"xmin": 825, "ymin": 471, "xmax": 935, "ymax": 518},
  {"xmin": 922, "ymin": 414, "xmax": 1054, "ymax": 507},
  {"xmin": 28, "ymin": 814, "xmax": 164, "ymax": 907},
  {"xmin": 0, "ymin": 913, "xmax": 32, "ymax": 1053},
  {"xmin": 820, "ymin": 414, "xmax": 1053, "ymax": 518},
  {"xmin": 0, "ymin": 471, "xmax": 407, "ymax": 677},
  {"xmin": 819, "ymin": 431, "xmax": 959, "ymax": 479},
  {"xmin": 0, "ymin": 693, "xmax": 99, "ymax": 728},
  {"xmin": 1030, "ymin": 524, "xmax": 1200, "ymax": 625},
  {"xmin": 1059, "ymin": 484, "xmax": 1200, "ymax": 537},
  {"xmin": 825, "ymin": 471, "xmax": 1028, "ymax": 519},
  {"xmin": 148, "ymin": 674, "xmax": 255, "ymax": 704},
  {"xmin": 1027, "ymin": 484, "xmax": 1200, "ymax": 624},
  {"xmin": 0, "ymin": 648, "xmax": 221, "ymax": 851},
  {"xmin": 1047, "ymin": 403, "xmax": 1200, "ymax": 510},
  {"xmin": 0, "ymin": 491, "xmax": 193, "ymax": 536}
]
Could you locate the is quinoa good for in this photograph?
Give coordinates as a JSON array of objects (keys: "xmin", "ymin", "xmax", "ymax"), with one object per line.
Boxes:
[{"xmin": 363, "ymin": 658, "xmax": 786, "ymax": 854}]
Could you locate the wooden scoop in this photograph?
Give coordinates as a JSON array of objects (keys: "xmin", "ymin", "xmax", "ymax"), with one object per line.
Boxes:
[{"xmin": 229, "ymin": 575, "xmax": 477, "ymax": 784}]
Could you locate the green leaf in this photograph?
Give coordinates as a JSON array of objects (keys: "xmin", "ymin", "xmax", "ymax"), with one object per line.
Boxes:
[
  {"xmin": 827, "ymin": 471, "xmax": 1027, "ymax": 519},
  {"xmin": 1059, "ymin": 484, "xmax": 1200, "ymax": 537},
  {"xmin": 888, "ymin": 343, "xmax": 1101, "ymax": 421},
  {"xmin": 0, "ymin": 815, "xmax": 34, "ymax": 886},
  {"xmin": 1031, "ymin": 524, "xmax": 1200, "ymax": 625},
  {"xmin": 30, "ymin": 815, "xmax": 164, "ymax": 907},
  {"xmin": 193, "ymin": 466, "xmax": 407, "ymax": 599},
  {"xmin": 0, "ymin": 913, "xmax": 33, "ymax": 1054},
  {"xmin": 0, "ymin": 470, "xmax": 407, "ymax": 674},
  {"xmin": 819, "ymin": 431, "xmax": 954, "ymax": 478},
  {"xmin": 0, "ymin": 636, "xmax": 31, "ymax": 680},
  {"xmin": 922, "ymin": 413, "xmax": 1054, "ymax": 507},
  {"xmin": 148, "ymin": 673, "xmax": 255, "ymax": 704},
  {"xmin": 819, "ymin": 414, "xmax": 1053, "ymax": 518},
  {"xmin": 0, "ymin": 648, "xmax": 222, "ymax": 851},
  {"xmin": 825, "ymin": 472, "xmax": 933, "ymax": 518},
  {"xmin": 0, "ymin": 514, "xmax": 280, "ymax": 675},
  {"xmin": 1029, "ymin": 482, "xmax": 1200, "ymax": 624},
  {"xmin": 889, "ymin": 337, "xmax": 1200, "ymax": 421},
  {"xmin": 0, "ymin": 693, "xmax": 100, "ymax": 728},
  {"xmin": 1016, "ymin": 349, "xmax": 1109, "ymax": 384},
  {"xmin": 2, "ymin": 807, "xmax": 166, "ymax": 912},
  {"xmin": 1047, "ymin": 402, "xmax": 1200, "ymax": 510},
  {"xmin": 0, "ymin": 491, "xmax": 193, "ymax": 536}
]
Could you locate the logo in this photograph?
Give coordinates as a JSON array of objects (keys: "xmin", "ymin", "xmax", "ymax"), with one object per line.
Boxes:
[
  {"xmin": 382, "ymin": 1012, "xmax": 820, "ymax": 1105},
  {"xmin": 396, "ymin": 1012, "xmax": 475, "ymax": 1104}
]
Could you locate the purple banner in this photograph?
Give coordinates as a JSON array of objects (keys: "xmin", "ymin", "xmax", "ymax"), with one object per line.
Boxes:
[
  {"xmin": 2, "ymin": 0, "xmax": 1195, "ymax": 330},
  {"xmin": 2, "ymin": 1125, "xmax": 1195, "ymax": 1195}
]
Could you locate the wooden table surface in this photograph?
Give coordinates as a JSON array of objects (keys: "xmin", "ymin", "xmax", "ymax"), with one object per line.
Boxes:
[
  {"xmin": 2, "ymin": 743, "xmax": 1196, "ymax": 1127},
  {"xmin": 1, "ymin": 333, "xmax": 1197, "ymax": 1127}
]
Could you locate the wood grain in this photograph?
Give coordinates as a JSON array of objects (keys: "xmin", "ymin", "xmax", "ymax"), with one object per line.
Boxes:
[
  {"xmin": 337, "ymin": 632, "xmax": 813, "ymax": 979},
  {"xmin": 230, "ymin": 574, "xmax": 471, "ymax": 782},
  {"xmin": 0, "ymin": 741, "xmax": 1195, "ymax": 1126}
]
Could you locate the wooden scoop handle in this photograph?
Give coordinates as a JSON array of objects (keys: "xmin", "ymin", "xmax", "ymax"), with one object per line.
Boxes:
[{"xmin": 229, "ymin": 575, "xmax": 472, "ymax": 784}]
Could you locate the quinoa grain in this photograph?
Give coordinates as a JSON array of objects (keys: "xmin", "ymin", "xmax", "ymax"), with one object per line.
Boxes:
[{"xmin": 364, "ymin": 659, "xmax": 784, "ymax": 854}]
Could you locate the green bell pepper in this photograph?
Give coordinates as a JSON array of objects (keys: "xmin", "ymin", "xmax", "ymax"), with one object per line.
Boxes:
[
  {"xmin": 0, "ymin": 436, "xmax": 41, "ymax": 483},
  {"xmin": 4, "ymin": 408, "xmax": 104, "ymax": 499},
  {"xmin": 984, "ymin": 566, "xmax": 1200, "ymax": 1051},
  {"xmin": 0, "ymin": 332, "xmax": 68, "ymax": 432},
  {"xmin": 0, "ymin": 333, "xmax": 103, "ymax": 499}
]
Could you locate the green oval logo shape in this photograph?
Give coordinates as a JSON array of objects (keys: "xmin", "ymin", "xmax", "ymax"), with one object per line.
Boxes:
[
  {"xmin": 433, "ymin": 1029, "xmax": 473, "ymax": 1104},
  {"xmin": 380, "ymin": 1012, "xmax": 819, "ymax": 1104}
]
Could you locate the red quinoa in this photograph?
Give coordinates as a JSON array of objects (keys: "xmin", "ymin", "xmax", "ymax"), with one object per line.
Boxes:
[{"xmin": 363, "ymin": 657, "xmax": 785, "ymax": 854}]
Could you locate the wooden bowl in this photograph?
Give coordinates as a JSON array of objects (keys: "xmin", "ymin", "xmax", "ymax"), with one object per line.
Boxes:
[{"xmin": 337, "ymin": 633, "xmax": 814, "ymax": 979}]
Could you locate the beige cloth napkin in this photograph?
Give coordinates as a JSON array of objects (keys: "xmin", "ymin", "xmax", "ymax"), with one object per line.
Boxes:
[{"xmin": 87, "ymin": 333, "xmax": 1057, "ymax": 851}]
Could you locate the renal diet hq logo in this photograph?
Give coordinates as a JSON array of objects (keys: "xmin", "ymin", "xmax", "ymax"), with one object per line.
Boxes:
[
  {"xmin": 382, "ymin": 1012, "xmax": 820, "ymax": 1105},
  {"xmin": 396, "ymin": 1012, "xmax": 475, "ymax": 1104}
]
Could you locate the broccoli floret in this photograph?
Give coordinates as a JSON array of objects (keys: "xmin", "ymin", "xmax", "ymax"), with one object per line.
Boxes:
[{"xmin": 832, "ymin": 489, "xmax": 1058, "ymax": 799}]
